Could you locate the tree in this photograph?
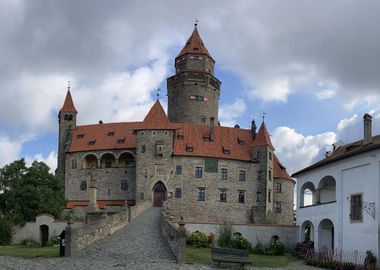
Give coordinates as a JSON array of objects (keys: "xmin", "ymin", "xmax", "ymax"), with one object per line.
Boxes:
[{"xmin": 0, "ymin": 159, "xmax": 64, "ymax": 225}]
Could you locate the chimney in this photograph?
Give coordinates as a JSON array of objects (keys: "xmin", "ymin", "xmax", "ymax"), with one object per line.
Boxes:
[
  {"xmin": 251, "ymin": 119, "xmax": 257, "ymax": 140},
  {"xmin": 363, "ymin": 113, "xmax": 373, "ymax": 145},
  {"xmin": 209, "ymin": 117, "xmax": 215, "ymax": 141}
]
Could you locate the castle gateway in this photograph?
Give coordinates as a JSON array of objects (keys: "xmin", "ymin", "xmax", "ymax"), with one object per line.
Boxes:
[{"xmin": 57, "ymin": 26, "xmax": 295, "ymax": 225}]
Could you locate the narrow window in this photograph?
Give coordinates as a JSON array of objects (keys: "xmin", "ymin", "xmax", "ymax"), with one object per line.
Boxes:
[
  {"xmin": 238, "ymin": 191, "xmax": 245, "ymax": 203},
  {"xmin": 195, "ymin": 166, "xmax": 203, "ymax": 178},
  {"xmin": 257, "ymin": 151, "xmax": 261, "ymax": 160},
  {"xmin": 268, "ymin": 190, "xmax": 272, "ymax": 203},
  {"xmin": 276, "ymin": 183, "xmax": 282, "ymax": 193},
  {"xmin": 350, "ymin": 194, "xmax": 362, "ymax": 221},
  {"xmin": 71, "ymin": 159, "xmax": 77, "ymax": 169},
  {"xmin": 275, "ymin": 201, "xmax": 282, "ymax": 213},
  {"xmin": 156, "ymin": 143, "xmax": 164, "ymax": 158},
  {"xmin": 175, "ymin": 188, "xmax": 182, "ymax": 198},
  {"xmin": 105, "ymin": 161, "xmax": 112, "ymax": 168},
  {"xmin": 80, "ymin": 180, "xmax": 87, "ymax": 191},
  {"xmin": 220, "ymin": 189, "xmax": 227, "ymax": 202},
  {"xmin": 239, "ymin": 170, "xmax": 246, "ymax": 181},
  {"xmin": 269, "ymin": 152, "xmax": 272, "ymax": 160},
  {"xmin": 258, "ymin": 171, "xmax": 262, "ymax": 179},
  {"xmin": 176, "ymin": 165, "xmax": 182, "ymax": 175},
  {"xmin": 197, "ymin": 188, "xmax": 205, "ymax": 201},
  {"xmin": 140, "ymin": 192, "xmax": 144, "ymax": 200},
  {"xmin": 256, "ymin": 192, "xmax": 262, "ymax": 202},
  {"xmin": 268, "ymin": 170, "xmax": 272, "ymax": 181},
  {"xmin": 141, "ymin": 145, "xmax": 146, "ymax": 153},
  {"xmin": 121, "ymin": 179, "xmax": 128, "ymax": 190},
  {"xmin": 220, "ymin": 168, "xmax": 228, "ymax": 180}
]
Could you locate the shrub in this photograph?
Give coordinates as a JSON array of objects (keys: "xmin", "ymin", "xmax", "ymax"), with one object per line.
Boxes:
[
  {"xmin": 189, "ymin": 231, "xmax": 208, "ymax": 248},
  {"xmin": 21, "ymin": 238, "xmax": 40, "ymax": 247},
  {"xmin": 265, "ymin": 238, "xmax": 285, "ymax": 255},
  {"xmin": 208, "ymin": 233, "xmax": 215, "ymax": 246},
  {"xmin": 216, "ymin": 224, "xmax": 234, "ymax": 248},
  {"xmin": 0, "ymin": 216, "xmax": 13, "ymax": 245},
  {"xmin": 231, "ymin": 235, "xmax": 251, "ymax": 250},
  {"xmin": 48, "ymin": 235, "xmax": 60, "ymax": 246},
  {"xmin": 252, "ymin": 242, "xmax": 265, "ymax": 254}
]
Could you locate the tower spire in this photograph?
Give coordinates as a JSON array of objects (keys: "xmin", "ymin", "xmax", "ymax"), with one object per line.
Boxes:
[{"xmin": 194, "ymin": 18, "xmax": 199, "ymax": 28}]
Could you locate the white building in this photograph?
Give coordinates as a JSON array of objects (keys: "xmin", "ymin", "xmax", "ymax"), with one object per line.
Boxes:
[{"xmin": 293, "ymin": 114, "xmax": 380, "ymax": 257}]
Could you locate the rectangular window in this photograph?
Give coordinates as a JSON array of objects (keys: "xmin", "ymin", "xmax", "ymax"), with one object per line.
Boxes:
[
  {"xmin": 105, "ymin": 161, "xmax": 112, "ymax": 168},
  {"xmin": 71, "ymin": 159, "xmax": 77, "ymax": 169},
  {"xmin": 238, "ymin": 191, "xmax": 245, "ymax": 203},
  {"xmin": 257, "ymin": 151, "xmax": 261, "ymax": 160},
  {"xmin": 276, "ymin": 183, "xmax": 282, "ymax": 193},
  {"xmin": 107, "ymin": 131, "xmax": 115, "ymax": 136},
  {"xmin": 117, "ymin": 138, "xmax": 125, "ymax": 144},
  {"xmin": 268, "ymin": 190, "xmax": 272, "ymax": 203},
  {"xmin": 195, "ymin": 166, "xmax": 203, "ymax": 178},
  {"xmin": 257, "ymin": 171, "xmax": 262, "ymax": 179},
  {"xmin": 175, "ymin": 165, "xmax": 182, "ymax": 175},
  {"xmin": 175, "ymin": 188, "xmax": 182, "ymax": 198},
  {"xmin": 156, "ymin": 143, "xmax": 164, "ymax": 158},
  {"xmin": 220, "ymin": 189, "xmax": 227, "ymax": 202},
  {"xmin": 350, "ymin": 194, "xmax": 362, "ymax": 222},
  {"xmin": 239, "ymin": 170, "xmax": 246, "ymax": 181},
  {"xmin": 274, "ymin": 201, "xmax": 282, "ymax": 213},
  {"xmin": 220, "ymin": 168, "xmax": 228, "ymax": 180},
  {"xmin": 197, "ymin": 188, "xmax": 205, "ymax": 201},
  {"xmin": 141, "ymin": 145, "xmax": 146, "ymax": 153},
  {"xmin": 186, "ymin": 146, "xmax": 193, "ymax": 152},
  {"xmin": 269, "ymin": 152, "xmax": 272, "ymax": 160},
  {"xmin": 256, "ymin": 192, "xmax": 262, "ymax": 202},
  {"xmin": 268, "ymin": 170, "xmax": 272, "ymax": 181}
]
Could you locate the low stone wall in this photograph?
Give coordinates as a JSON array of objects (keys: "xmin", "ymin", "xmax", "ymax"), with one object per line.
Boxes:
[
  {"xmin": 65, "ymin": 200, "xmax": 151, "ymax": 257},
  {"xmin": 181, "ymin": 222, "xmax": 299, "ymax": 248},
  {"xmin": 160, "ymin": 214, "xmax": 186, "ymax": 263}
]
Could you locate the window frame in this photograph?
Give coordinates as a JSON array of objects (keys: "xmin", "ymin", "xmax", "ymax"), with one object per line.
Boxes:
[
  {"xmin": 276, "ymin": 183, "xmax": 282, "ymax": 193},
  {"xmin": 194, "ymin": 166, "xmax": 203, "ymax": 178},
  {"xmin": 175, "ymin": 188, "xmax": 182, "ymax": 198},
  {"xmin": 238, "ymin": 190, "xmax": 245, "ymax": 203},
  {"xmin": 350, "ymin": 193, "xmax": 363, "ymax": 223},
  {"xmin": 220, "ymin": 167, "xmax": 228, "ymax": 180},
  {"xmin": 175, "ymin": 165, "xmax": 182, "ymax": 175},
  {"xmin": 197, "ymin": 188, "xmax": 205, "ymax": 201},
  {"xmin": 219, "ymin": 189, "xmax": 227, "ymax": 203},
  {"xmin": 274, "ymin": 201, "xmax": 282, "ymax": 213},
  {"xmin": 239, "ymin": 170, "xmax": 246, "ymax": 181}
]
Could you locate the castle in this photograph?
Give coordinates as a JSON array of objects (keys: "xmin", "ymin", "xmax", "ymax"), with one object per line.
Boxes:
[{"xmin": 56, "ymin": 26, "xmax": 295, "ymax": 224}]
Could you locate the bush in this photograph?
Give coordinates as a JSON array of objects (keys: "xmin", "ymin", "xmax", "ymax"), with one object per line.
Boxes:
[
  {"xmin": 265, "ymin": 238, "xmax": 285, "ymax": 255},
  {"xmin": 0, "ymin": 216, "xmax": 13, "ymax": 245},
  {"xmin": 48, "ymin": 235, "xmax": 60, "ymax": 246},
  {"xmin": 216, "ymin": 224, "xmax": 234, "ymax": 248},
  {"xmin": 252, "ymin": 242, "xmax": 265, "ymax": 254},
  {"xmin": 21, "ymin": 238, "xmax": 40, "ymax": 247},
  {"xmin": 231, "ymin": 235, "xmax": 251, "ymax": 250},
  {"xmin": 189, "ymin": 231, "xmax": 208, "ymax": 248},
  {"xmin": 208, "ymin": 233, "xmax": 215, "ymax": 246}
]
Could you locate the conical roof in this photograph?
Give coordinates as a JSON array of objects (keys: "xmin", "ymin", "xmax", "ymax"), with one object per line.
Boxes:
[
  {"xmin": 60, "ymin": 90, "xmax": 77, "ymax": 113},
  {"xmin": 178, "ymin": 27, "xmax": 213, "ymax": 60},
  {"xmin": 252, "ymin": 122, "xmax": 274, "ymax": 149},
  {"xmin": 137, "ymin": 101, "xmax": 177, "ymax": 130}
]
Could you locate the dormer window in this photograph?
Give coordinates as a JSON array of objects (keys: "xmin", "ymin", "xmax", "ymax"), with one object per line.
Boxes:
[
  {"xmin": 77, "ymin": 134, "xmax": 85, "ymax": 139},
  {"xmin": 88, "ymin": 140, "xmax": 96, "ymax": 145},
  {"xmin": 177, "ymin": 135, "xmax": 184, "ymax": 140},
  {"xmin": 107, "ymin": 131, "xmax": 115, "ymax": 136},
  {"xmin": 203, "ymin": 136, "xmax": 211, "ymax": 141},
  {"xmin": 237, "ymin": 138, "xmax": 245, "ymax": 145},
  {"xmin": 222, "ymin": 147, "xmax": 230, "ymax": 155},
  {"xmin": 186, "ymin": 145, "xmax": 193, "ymax": 152},
  {"xmin": 117, "ymin": 138, "xmax": 125, "ymax": 144}
]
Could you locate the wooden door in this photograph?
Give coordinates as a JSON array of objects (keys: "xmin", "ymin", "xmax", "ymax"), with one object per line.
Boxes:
[{"xmin": 154, "ymin": 191, "xmax": 165, "ymax": 207}]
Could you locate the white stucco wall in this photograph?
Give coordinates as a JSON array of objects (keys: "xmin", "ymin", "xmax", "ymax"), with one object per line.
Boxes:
[{"xmin": 296, "ymin": 148, "xmax": 380, "ymax": 257}]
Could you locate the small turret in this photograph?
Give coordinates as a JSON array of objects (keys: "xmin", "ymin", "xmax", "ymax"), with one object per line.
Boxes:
[
  {"xmin": 56, "ymin": 83, "xmax": 77, "ymax": 183},
  {"xmin": 251, "ymin": 119, "xmax": 257, "ymax": 139}
]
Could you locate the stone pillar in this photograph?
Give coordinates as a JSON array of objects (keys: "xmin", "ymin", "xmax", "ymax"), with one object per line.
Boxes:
[
  {"xmin": 87, "ymin": 170, "xmax": 99, "ymax": 212},
  {"xmin": 65, "ymin": 219, "xmax": 75, "ymax": 257},
  {"xmin": 177, "ymin": 218, "xmax": 187, "ymax": 264},
  {"xmin": 315, "ymin": 189, "xmax": 321, "ymax": 204}
]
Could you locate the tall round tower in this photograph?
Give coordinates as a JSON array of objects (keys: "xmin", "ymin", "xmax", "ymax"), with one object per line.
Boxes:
[{"xmin": 167, "ymin": 25, "xmax": 221, "ymax": 125}]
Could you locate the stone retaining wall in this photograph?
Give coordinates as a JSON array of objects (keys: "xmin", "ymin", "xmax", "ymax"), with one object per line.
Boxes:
[
  {"xmin": 160, "ymin": 214, "xmax": 186, "ymax": 263},
  {"xmin": 65, "ymin": 200, "xmax": 151, "ymax": 257}
]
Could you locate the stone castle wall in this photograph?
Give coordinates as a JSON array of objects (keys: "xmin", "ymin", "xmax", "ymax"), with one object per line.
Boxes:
[{"xmin": 273, "ymin": 179, "xmax": 295, "ymax": 225}]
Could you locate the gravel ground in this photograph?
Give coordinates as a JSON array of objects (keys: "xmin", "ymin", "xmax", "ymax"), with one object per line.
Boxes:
[{"xmin": 0, "ymin": 208, "xmax": 323, "ymax": 270}]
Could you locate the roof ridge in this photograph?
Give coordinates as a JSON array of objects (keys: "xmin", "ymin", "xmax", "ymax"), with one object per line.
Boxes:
[{"xmin": 177, "ymin": 27, "xmax": 213, "ymax": 60}]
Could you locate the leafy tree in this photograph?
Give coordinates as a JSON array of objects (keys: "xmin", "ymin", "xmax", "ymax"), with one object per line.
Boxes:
[{"xmin": 0, "ymin": 159, "xmax": 64, "ymax": 225}]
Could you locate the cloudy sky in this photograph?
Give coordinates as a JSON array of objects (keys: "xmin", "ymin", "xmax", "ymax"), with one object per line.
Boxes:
[{"xmin": 0, "ymin": 0, "xmax": 379, "ymax": 174}]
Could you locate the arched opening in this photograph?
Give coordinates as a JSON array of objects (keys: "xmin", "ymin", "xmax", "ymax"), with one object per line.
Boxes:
[
  {"xmin": 301, "ymin": 220, "xmax": 314, "ymax": 242},
  {"xmin": 84, "ymin": 154, "xmax": 98, "ymax": 169},
  {"xmin": 40, "ymin": 225, "xmax": 49, "ymax": 247},
  {"xmin": 100, "ymin": 153, "xmax": 116, "ymax": 168},
  {"xmin": 318, "ymin": 176, "xmax": 336, "ymax": 203},
  {"xmin": 300, "ymin": 182, "xmax": 316, "ymax": 207},
  {"xmin": 153, "ymin": 181, "xmax": 167, "ymax": 207},
  {"xmin": 119, "ymin": 152, "xmax": 136, "ymax": 168},
  {"xmin": 318, "ymin": 219, "xmax": 334, "ymax": 250}
]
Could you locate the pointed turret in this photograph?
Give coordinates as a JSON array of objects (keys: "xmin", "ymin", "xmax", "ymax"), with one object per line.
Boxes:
[
  {"xmin": 253, "ymin": 122, "xmax": 274, "ymax": 149},
  {"xmin": 60, "ymin": 90, "xmax": 77, "ymax": 113},
  {"xmin": 140, "ymin": 101, "xmax": 175, "ymax": 129},
  {"xmin": 167, "ymin": 25, "xmax": 220, "ymax": 125}
]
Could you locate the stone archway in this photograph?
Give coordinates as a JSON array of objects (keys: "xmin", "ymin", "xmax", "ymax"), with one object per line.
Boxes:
[
  {"xmin": 318, "ymin": 219, "xmax": 334, "ymax": 250},
  {"xmin": 153, "ymin": 181, "xmax": 166, "ymax": 207},
  {"xmin": 40, "ymin": 225, "xmax": 49, "ymax": 247}
]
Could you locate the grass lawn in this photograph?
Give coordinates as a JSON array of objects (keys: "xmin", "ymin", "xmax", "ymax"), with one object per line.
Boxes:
[
  {"xmin": 185, "ymin": 247, "xmax": 297, "ymax": 268},
  {"xmin": 0, "ymin": 246, "xmax": 59, "ymax": 259}
]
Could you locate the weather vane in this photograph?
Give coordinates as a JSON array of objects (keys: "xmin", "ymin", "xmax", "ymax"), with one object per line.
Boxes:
[
  {"xmin": 68, "ymin": 80, "xmax": 71, "ymax": 90},
  {"xmin": 262, "ymin": 111, "xmax": 266, "ymax": 122},
  {"xmin": 156, "ymin": 88, "xmax": 161, "ymax": 101},
  {"xmin": 195, "ymin": 18, "xmax": 199, "ymax": 28}
]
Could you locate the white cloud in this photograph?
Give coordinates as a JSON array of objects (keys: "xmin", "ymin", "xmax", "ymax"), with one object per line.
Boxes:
[
  {"xmin": 337, "ymin": 114, "xmax": 358, "ymax": 132},
  {"xmin": 25, "ymin": 151, "xmax": 57, "ymax": 173},
  {"xmin": 219, "ymin": 98, "xmax": 247, "ymax": 126},
  {"xmin": 250, "ymin": 78, "xmax": 290, "ymax": 102},
  {"xmin": 0, "ymin": 136, "xmax": 23, "ymax": 167},
  {"xmin": 316, "ymin": 89, "xmax": 336, "ymax": 100},
  {"xmin": 272, "ymin": 127, "xmax": 336, "ymax": 174}
]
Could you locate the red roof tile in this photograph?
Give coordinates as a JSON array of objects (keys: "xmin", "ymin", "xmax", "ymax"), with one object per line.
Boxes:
[
  {"xmin": 136, "ymin": 101, "xmax": 177, "ymax": 130},
  {"xmin": 273, "ymin": 155, "xmax": 294, "ymax": 182},
  {"xmin": 178, "ymin": 27, "xmax": 213, "ymax": 60},
  {"xmin": 65, "ymin": 200, "xmax": 135, "ymax": 209},
  {"xmin": 69, "ymin": 122, "xmax": 142, "ymax": 152},
  {"xmin": 252, "ymin": 122, "xmax": 274, "ymax": 149},
  {"xmin": 60, "ymin": 90, "xmax": 77, "ymax": 113}
]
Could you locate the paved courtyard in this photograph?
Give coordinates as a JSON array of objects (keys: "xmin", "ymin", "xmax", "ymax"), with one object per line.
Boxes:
[{"xmin": 0, "ymin": 208, "xmax": 322, "ymax": 270}]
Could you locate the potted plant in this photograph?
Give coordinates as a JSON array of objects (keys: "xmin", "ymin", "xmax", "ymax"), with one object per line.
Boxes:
[{"xmin": 364, "ymin": 250, "xmax": 377, "ymax": 270}]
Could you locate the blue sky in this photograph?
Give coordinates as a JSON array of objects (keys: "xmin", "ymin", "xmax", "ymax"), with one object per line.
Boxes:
[{"xmin": 0, "ymin": 0, "xmax": 379, "ymax": 174}]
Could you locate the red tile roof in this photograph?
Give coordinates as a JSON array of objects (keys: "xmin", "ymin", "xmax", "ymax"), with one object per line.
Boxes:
[
  {"xmin": 252, "ymin": 122, "xmax": 274, "ymax": 149},
  {"xmin": 69, "ymin": 122, "xmax": 142, "ymax": 152},
  {"xmin": 135, "ymin": 101, "xmax": 177, "ymax": 130},
  {"xmin": 65, "ymin": 200, "xmax": 135, "ymax": 209},
  {"xmin": 273, "ymin": 155, "xmax": 294, "ymax": 182},
  {"xmin": 60, "ymin": 90, "xmax": 77, "ymax": 113},
  {"xmin": 178, "ymin": 27, "xmax": 213, "ymax": 61}
]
